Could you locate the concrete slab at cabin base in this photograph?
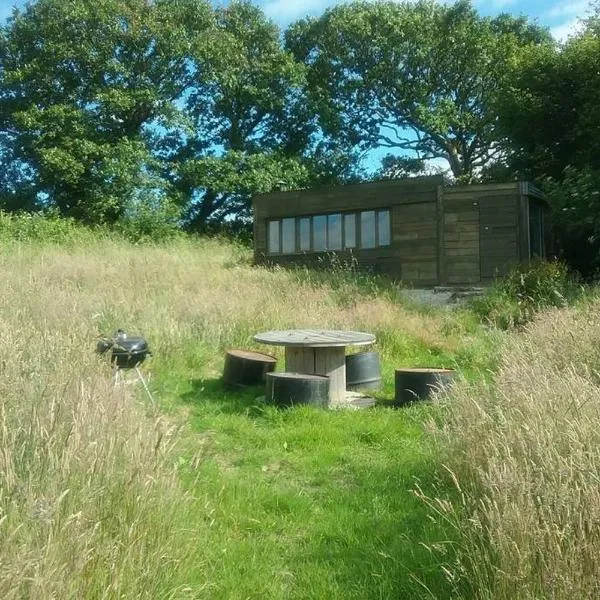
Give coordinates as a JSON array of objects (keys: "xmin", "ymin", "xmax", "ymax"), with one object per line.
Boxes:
[
  {"xmin": 285, "ymin": 346, "xmax": 346, "ymax": 404},
  {"xmin": 399, "ymin": 286, "xmax": 485, "ymax": 308},
  {"xmin": 255, "ymin": 390, "xmax": 376, "ymax": 410}
]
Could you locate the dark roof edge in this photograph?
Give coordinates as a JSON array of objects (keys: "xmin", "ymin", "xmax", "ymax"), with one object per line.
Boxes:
[
  {"xmin": 253, "ymin": 176, "xmax": 548, "ymax": 205},
  {"xmin": 253, "ymin": 174, "xmax": 444, "ymax": 204},
  {"xmin": 518, "ymin": 181, "xmax": 546, "ymax": 201}
]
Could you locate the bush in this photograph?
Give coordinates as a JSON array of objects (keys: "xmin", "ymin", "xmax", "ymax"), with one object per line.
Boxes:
[
  {"xmin": 470, "ymin": 260, "xmax": 582, "ymax": 328},
  {"xmin": 114, "ymin": 196, "xmax": 183, "ymax": 243},
  {"xmin": 0, "ymin": 210, "xmax": 100, "ymax": 244}
]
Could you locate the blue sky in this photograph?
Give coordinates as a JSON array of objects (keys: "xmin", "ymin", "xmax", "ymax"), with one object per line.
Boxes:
[{"xmin": 0, "ymin": 0, "xmax": 595, "ymax": 41}]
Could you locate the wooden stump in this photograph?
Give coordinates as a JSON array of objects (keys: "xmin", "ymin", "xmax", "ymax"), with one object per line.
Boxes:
[
  {"xmin": 222, "ymin": 349, "xmax": 277, "ymax": 387},
  {"xmin": 394, "ymin": 368, "xmax": 455, "ymax": 406},
  {"xmin": 265, "ymin": 372, "xmax": 329, "ymax": 408}
]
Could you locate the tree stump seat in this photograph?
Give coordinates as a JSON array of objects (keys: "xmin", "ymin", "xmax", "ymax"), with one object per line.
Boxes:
[
  {"xmin": 394, "ymin": 367, "xmax": 455, "ymax": 406},
  {"xmin": 265, "ymin": 372, "xmax": 330, "ymax": 408},
  {"xmin": 222, "ymin": 349, "xmax": 277, "ymax": 387}
]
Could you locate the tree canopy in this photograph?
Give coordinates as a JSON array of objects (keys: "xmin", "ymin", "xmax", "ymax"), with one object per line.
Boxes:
[
  {"xmin": 495, "ymin": 3, "xmax": 600, "ymax": 273},
  {"xmin": 285, "ymin": 0, "xmax": 552, "ymax": 181},
  {"xmin": 0, "ymin": 0, "xmax": 214, "ymax": 223}
]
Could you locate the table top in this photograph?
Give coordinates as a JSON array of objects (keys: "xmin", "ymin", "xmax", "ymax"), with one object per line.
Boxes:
[{"xmin": 254, "ymin": 329, "xmax": 375, "ymax": 348}]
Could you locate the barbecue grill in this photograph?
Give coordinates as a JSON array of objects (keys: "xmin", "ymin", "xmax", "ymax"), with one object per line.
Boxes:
[
  {"xmin": 96, "ymin": 329, "xmax": 152, "ymax": 369},
  {"xmin": 96, "ymin": 330, "xmax": 154, "ymax": 401}
]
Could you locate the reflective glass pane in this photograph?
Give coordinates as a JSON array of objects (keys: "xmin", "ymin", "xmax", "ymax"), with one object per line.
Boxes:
[
  {"xmin": 378, "ymin": 210, "xmax": 390, "ymax": 246},
  {"xmin": 268, "ymin": 220, "xmax": 280, "ymax": 253},
  {"xmin": 299, "ymin": 218, "xmax": 311, "ymax": 251},
  {"xmin": 344, "ymin": 213, "xmax": 356, "ymax": 249},
  {"xmin": 529, "ymin": 203, "xmax": 543, "ymax": 258},
  {"xmin": 360, "ymin": 211, "xmax": 376, "ymax": 249},
  {"xmin": 313, "ymin": 215, "xmax": 327, "ymax": 251},
  {"xmin": 327, "ymin": 213, "xmax": 342, "ymax": 250},
  {"xmin": 282, "ymin": 218, "xmax": 296, "ymax": 254}
]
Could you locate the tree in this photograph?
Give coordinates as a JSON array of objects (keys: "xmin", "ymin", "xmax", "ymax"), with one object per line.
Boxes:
[
  {"xmin": 0, "ymin": 0, "xmax": 213, "ymax": 223},
  {"xmin": 496, "ymin": 3, "xmax": 600, "ymax": 274},
  {"xmin": 498, "ymin": 10, "xmax": 600, "ymax": 179},
  {"xmin": 155, "ymin": 1, "xmax": 316, "ymax": 230},
  {"xmin": 286, "ymin": 0, "xmax": 552, "ymax": 181}
]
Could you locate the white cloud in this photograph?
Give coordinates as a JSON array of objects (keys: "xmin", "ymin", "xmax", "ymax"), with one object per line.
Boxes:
[
  {"xmin": 475, "ymin": 0, "xmax": 518, "ymax": 8},
  {"xmin": 550, "ymin": 17, "xmax": 585, "ymax": 41},
  {"xmin": 544, "ymin": 0, "xmax": 592, "ymax": 19}
]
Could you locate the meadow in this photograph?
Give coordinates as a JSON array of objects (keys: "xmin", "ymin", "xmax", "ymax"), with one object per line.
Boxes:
[{"xmin": 0, "ymin": 220, "xmax": 598, "ymax": 599}]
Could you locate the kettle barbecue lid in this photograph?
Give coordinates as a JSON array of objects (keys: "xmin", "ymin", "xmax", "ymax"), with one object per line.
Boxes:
[{"xmin": 97, "ymin": 330, "xmax": 150, "ymax": 355}]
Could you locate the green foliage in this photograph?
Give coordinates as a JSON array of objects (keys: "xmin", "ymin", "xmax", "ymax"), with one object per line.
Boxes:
[
  {"xmin": 286, "ymin": 0, "xmax": 551, "ymax": 180},
  {"xmin": 0, "ymin": 0, "xmax": 213, "ymax": 223},
  {"xmin": 178, "ymin": 152, "xmax": 311, "ymax": 228},
  {"xmin": 114, "ymin": 195, "xmax": 184, "ymax": 243},
  {"xmin": 470, "ymin": 261, "xmax": 582, "ymax": 328},
  {"xmin": 165, "ymin": 1, "xmax": 317, "ymax": 229},
  {"xmin": 543, "ymin": 167, "xmax": 600, "ymax": 275},
  {"xmin": 0, "ymin": 210, "xmax": 100, "ymax": 244},
  {"xmin": 496, "ymin": 5, "xmax": 600, "ymax": 273}
]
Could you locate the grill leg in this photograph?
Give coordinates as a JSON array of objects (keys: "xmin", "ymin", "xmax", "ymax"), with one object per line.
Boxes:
[{"xmin": 135, "ymin": 366, "xmax": 155, "ymax": 404}]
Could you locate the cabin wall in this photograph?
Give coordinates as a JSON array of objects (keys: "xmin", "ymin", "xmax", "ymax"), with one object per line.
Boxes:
[
  {"xmin": 253, "ymin": 176, "xmax": 442, "ymax": 286},
  {"xmin": 254, "ymin": 178, "xmax": 544, "ymax": 287},
  {"xmin": 442, "ymin": 183, "xmax": 525, "ymax": 284}
]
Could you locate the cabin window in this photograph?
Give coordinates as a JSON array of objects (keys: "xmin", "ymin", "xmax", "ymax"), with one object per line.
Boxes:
[
  {"xmin": 299, "ymin": 218, "xmax": 311, "ymax": 251},
  {"xmin": 378, "ymin": 210, "xmax": 391, "ymax": 246},
  {"xmin": 267, "ymin": 208, "xmax": 391, "ymax": 255},
  {"xmin": 281, "ymin": 218, "xmax": 296, "ymax": 254},
  {"xmin": 268, "ymin": 220, "xmax": 280, "ymax": 254},
  {"xmin": 344, "ymin": 213, "xmax": 356, "ymax": 248},
  {"xmin": 529, "ymin": 202, "xmax": 544, "ymax": 258},
  {"xmin": 328, "ymin": 213, "xmax": 342, "ymax": 250},
  {"xmin": 360, "ymin": 211, "xmax": 376, "ymax": 249},
  {"xmin": 313, "ymin": 215, "xmax": 327, "ymax": 251}
]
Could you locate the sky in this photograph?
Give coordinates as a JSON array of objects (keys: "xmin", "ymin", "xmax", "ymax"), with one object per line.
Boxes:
[{"xmin": 0, "ymin": 0, "xmax": 595, "ymax": 41}]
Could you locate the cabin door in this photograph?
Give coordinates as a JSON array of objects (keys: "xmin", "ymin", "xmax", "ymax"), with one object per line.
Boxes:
[{"xmin": 479, "ymin": 196, "xmax": 519, "ymax": 281}]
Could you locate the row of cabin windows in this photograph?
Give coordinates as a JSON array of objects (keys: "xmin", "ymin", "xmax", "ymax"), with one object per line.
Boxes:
[{"xmin": 267, "ymin": 209, "xmax": 391, "ymax": 255}]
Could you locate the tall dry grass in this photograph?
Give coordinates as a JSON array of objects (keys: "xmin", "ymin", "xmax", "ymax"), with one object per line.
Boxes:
[
  {"xmin": 434, "ymin": 301, "xmax": 600, "ymax": 599},
  {"xmin": 0, "ymin": 257, "xmax": 199, "ymax": 598}
]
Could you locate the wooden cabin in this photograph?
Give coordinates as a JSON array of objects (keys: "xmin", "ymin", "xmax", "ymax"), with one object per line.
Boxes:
[{"xmin": 252, "ymin": 176, "xmax": 548, "ymax": 286}]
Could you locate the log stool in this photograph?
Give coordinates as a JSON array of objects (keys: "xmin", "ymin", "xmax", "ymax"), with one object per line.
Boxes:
[
  {"xmin": 265, "ymin": 372, "xmax": 329, "ymax": 408},
  {"xmin": 222, "ymin": 349, "xmax": 277, "ymax": 387},
  {"xmin": 394, "ymin": 368, "xmax": 455, "ymax": 406},
  {"xmin": 345, "ymin": 351, "xmax": 382, "ymax": 391}
]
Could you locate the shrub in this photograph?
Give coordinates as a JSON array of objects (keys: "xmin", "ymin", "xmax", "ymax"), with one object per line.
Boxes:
[
  {"xmin": 0, "ymin": 210, "xmax": 100, "ymax": 244},
  {"xmin": 470, "ymin": 260, "xmax": 581, "ymax": 328},
  {"xmin": 115, "ymin": 196, "xmax": 183, "ymax": 243}
]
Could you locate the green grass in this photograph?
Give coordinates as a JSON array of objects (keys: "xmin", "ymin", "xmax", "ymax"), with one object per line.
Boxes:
[
  {"xmin": 147, "ymin": 309, "xmax": 496, "ymax": 598},
  {"xmin": 159, "ymin": 379, "xmax": 461, "ymax": 598}
]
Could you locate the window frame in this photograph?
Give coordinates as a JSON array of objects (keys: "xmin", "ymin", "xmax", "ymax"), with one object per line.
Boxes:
[{"xmin": 266, "ymin": 207, "xmax": 391, "ymax": 255}]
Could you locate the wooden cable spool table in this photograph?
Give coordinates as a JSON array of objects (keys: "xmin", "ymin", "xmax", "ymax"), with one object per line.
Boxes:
[{"xmin": 253, "ymin": 329, "xmax": 375, "ymax": 405}]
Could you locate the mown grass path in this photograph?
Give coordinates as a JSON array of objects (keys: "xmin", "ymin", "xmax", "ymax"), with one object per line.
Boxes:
[
  {"xmin": 153, "ymin": 323, "xmax": 486, "ymax": 600},
  {"xmin": 159, "ymin": 375, "xmax": 459, "ymax": 599}
]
